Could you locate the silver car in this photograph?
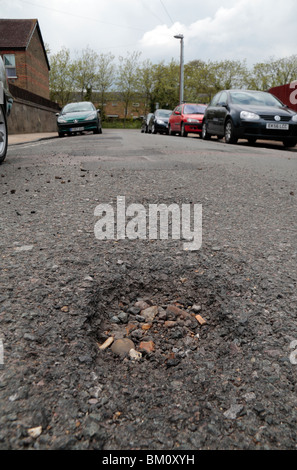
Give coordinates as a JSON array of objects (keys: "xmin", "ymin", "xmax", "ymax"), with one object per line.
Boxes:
[{"xmin": 0, "ymin": 56, "xmax": 13, "ymax": 163}]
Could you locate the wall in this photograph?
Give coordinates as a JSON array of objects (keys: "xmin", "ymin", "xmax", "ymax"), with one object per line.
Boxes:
[{"xmin": 7, "ymin": 97, "xmax": 58, "ymax": 134}]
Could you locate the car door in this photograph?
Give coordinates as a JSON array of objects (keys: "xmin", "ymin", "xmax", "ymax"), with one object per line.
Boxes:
[
  {"xmin": 216, "ymin": 91, "xmax": 229, "ymax": 136},
  {"xmin": 207, "ymin": 93, "xmax": 221, "ymax": 133},
  {"xmin": 172, "ymin": 106, "xmax": 181, "ymax": 132}
]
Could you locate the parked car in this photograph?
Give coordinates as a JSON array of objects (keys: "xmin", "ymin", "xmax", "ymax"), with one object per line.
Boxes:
[
  {"xmin": 56, "ymin": 101, "xmax": 102, "ymax": 137},
  {"xmin": 141, "ymin": 113, "xmax": 154, "ymax": 133},
  {"xmin": 148, "ymin": 109, "xmax": 172, "ymax": 134},
  {"xmin": 169, "ymin": 103, "xmax": 207, "ymax": 137},
  {"xmin": 202, "ymin": 89, "xmax": 297, "ymax": 147},
  {"xmin": 0, "ymin": 56, "xmax": 13, "ymax": 163}
]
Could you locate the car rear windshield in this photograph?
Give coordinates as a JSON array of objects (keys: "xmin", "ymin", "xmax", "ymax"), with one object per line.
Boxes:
[
  {"xmin": 230, "ymin": 92, "xmax": 282, "ymax": 107},
  {"xmin": 156, "ymin": 110, "xmax": 172, "ymax": 117},
  {"xmin": 62, "ymin": 102, "xmax": 94, "ymax": 113},
  {"xmin": 184, "ymin": 104, "xmax": 206, "ymax": 114}
]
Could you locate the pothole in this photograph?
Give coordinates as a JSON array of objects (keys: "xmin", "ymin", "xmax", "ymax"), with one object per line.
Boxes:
[{"xmin": 87, "ymin": 274, "xmax": 222, "ymax": 368}]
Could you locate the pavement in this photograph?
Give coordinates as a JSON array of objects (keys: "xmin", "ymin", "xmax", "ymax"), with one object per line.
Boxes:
[{"xmin": 8, "ymin": 132, "xmax": 58, "ymax": 145}]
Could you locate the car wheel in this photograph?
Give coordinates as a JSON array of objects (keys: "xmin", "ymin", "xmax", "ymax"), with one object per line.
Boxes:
[
  {"xmin": 202, "ymin": 121, "xmax": 211, "ymax": 140},
  {"xmin": 181, "ymin": 123, "xmax": 188, "ymax": 137},
  {"xmin": 0, "ymin": 104, "xmax": 8, "ymax": 163},
  {"xmin": 225, "ymin": 119, "xmax": 238, "ymax": 144},
  {"xmin": 168, "ymin": 125, "xmax": 175, "ymax": 136},
  {"xmin": 58, "ymin": 132, "xmax": 64, "ymax": 138}
]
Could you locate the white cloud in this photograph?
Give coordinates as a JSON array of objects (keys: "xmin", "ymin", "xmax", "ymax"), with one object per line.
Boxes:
[
  {"xmin": 2, "ymin": 0, "xmax": 297, "ymax": 65},
  {"xmin": 139, "ymin": 0, "xmax": 297, "ymax": 64}
]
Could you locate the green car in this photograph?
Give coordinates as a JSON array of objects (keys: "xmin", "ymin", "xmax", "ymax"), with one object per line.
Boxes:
[
  {"xmin": 56, "ymin": 101, "xmax": 102, "ymax": 137},
  {"xmin": 0, "ymin": 56, "xmax": 13, "ymax": 163}
]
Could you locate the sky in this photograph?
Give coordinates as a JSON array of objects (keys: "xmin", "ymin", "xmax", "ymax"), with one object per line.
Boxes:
[{"xmin": 1, "ymin": 0, "xmax": 297, "ymax": 66}]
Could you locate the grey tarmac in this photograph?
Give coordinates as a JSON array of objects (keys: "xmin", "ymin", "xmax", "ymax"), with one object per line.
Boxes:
[{"xmin": 0, "ymin": 129, "xmax": 296, "ymax": 450}]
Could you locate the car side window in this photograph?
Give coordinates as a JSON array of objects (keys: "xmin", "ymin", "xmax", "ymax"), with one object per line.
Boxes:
[
  {"xmin": 210, "ymin": 93, "xmax": 221, "ymax": 107},
  {"xmin": 218, "ymin": 92, "xmax": 228, "ymax": 107}
]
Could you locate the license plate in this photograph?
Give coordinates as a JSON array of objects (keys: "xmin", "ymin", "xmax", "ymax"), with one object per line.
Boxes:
[
  {"xmin": 70, "ymin": 127, "xmax": 84, "ymax": 132},
  {"xmin": 266, "ymin": 123, "xmax": 289, "ymax": 130}
]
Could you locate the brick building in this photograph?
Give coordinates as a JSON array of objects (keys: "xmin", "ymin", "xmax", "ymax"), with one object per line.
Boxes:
[{"xmin": 0, "ymin": 18, "xmax": 50, "ymax": 99}]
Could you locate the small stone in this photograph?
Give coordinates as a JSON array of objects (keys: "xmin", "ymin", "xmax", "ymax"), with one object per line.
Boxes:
[
  {"xmin": 195, "ymin": 314, "xmax": 207, "ymax": 325},
  {"xmin": 157, "ymin": 307, "xmax": 167, "ymax": 321},
  {"xmin": 141, "ymin": 323, "xmax": 152, "ymax": 331},
  {"xmin": 128, "ymin": 306, "xmax": 141, "ymax": 315},
  {"xmin": 125, "ymin": 324, "xmax": 137, "ymax": 335},
  {"xmin": 117, "ymin": 311, "xmax": 129, "ymax": 324},
  {"xmin": 141, "ymin": 306, "xmax": 158, "ymax": 323},
  {"xmin": 164, "ymin": 320, "xmax": 177, "ymax": 328},
  {"xmin": 27, "ymin": 426, "xmax": 42, "ymax": 438},
  {"xmin": 14, "ymin": 245, "xmax": 34, "ymax": 252},
  {"xmin": 166, "ymin": 304, "xmax": 189, "ymax": 320},
  {"xmin": 111, "ymin": 316, "xmax": 121, "ymax": 324},
  {"xmin": 98, "ymin": 337, "xmax": 114, "ymax": 350},
  {"xmin": 61, "ymin": 306, "xmax": 69, "ymax": 312},
  {"xmin": 111, "ymin": 338, "xmax": 135, "ymax": 356},
  {"xmin": 88, "ymin": 398, "xmax": 98, "ymax": 405},
  {"xmin": 129, "ymin": 349, "xmax": 142, "ymax": 361},
  {"xmin": 139, "ymin": 341, "xmax": 155, "ymax": 354},
  {"xmin": 135, "ymin": 315, "xmax": 146, "ymax": 322},
  {"xmin": 223, "ymin": 404, "xmax": 244, "ymax": 420},
  {"xmin": 135, "ymin": 300, "xmax": 150, "ymax": 310},
  {"xmin": 191, "ymin": 304, "xmax": 202, "ymax": 312}
]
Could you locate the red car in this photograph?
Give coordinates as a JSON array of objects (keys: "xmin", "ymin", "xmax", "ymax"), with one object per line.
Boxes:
[{"xmin": 168, "ymin": 103, "xmax": 207, "ymax": 137}]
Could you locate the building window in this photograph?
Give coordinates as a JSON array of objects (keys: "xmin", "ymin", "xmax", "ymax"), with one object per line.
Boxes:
[{"xmin": 3, "ymin": 54, "xmax": 17, "ymax": 78}]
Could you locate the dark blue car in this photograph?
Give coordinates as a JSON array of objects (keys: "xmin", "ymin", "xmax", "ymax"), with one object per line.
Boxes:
[{"xmin": 202, "ymin": 89, "xmax": 297, "ymax": 148}]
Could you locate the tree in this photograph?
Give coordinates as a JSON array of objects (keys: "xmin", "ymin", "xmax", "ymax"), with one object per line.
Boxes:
[
  {"xmin": 49, "ymin": 47, "xmax": 76, "ymax": 106},
  {"xmin": 73, "ymin": 46, "xmax": 99, "ymax": 101},
  {"xmin": 116, "ymin": 51, "xmax": 141, "ymax": 123},
  {"xmin": 138, "ymin": 58, "xmax": 155, "ymax": 113},
  {"xmin": 150, "ymin": 60, "xmax": 179, "ymax": 110},
  {"xmin": 209, "ymin": 59, "xmax": 249, "ymax": 93},
  {"xmin": 185, "ymin": 60, "xmax": 216, "ymax": 102},
  {"xmin": 96, "ymin": 52, "xmax": 116, "ymax": 117}
]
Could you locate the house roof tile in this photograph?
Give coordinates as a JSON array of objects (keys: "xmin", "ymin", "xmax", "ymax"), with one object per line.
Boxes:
[{"xmin": 0, "ymin": 19, "xmax": 38, "ymax": 49}]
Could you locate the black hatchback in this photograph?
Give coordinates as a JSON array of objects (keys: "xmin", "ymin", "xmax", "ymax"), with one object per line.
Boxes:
[{"xmin": 202, "ymin": 89, "xmax": 297, "ymax": 147}]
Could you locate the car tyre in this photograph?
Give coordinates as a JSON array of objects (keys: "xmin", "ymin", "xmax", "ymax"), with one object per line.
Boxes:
[
  {"xmin": 93, "ymin": 123, "xmax": 102, "ymax": 134},
  {"xmin": 0, "ymin": 104, "xmax": 8, "ymax": 164},
  {"xmin": 225, "ymin": 119, "xmax": 238, "ymax": 144},
  {"xmin": 168, "ymin": 125, "xmax": 173, "ymax": 136},
  {"xmin": 181, "ymin": 123, "xmax": 188, "ymax": 137},
  {"xmin": 202, "ymin": 121, "xmax": 211, "ymax": 140}
]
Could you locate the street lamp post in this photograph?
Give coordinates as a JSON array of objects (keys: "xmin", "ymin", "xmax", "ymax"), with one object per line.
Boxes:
[{"xmin": 174, "ymin": 34, "xmax": 184, "ymax": 105}]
